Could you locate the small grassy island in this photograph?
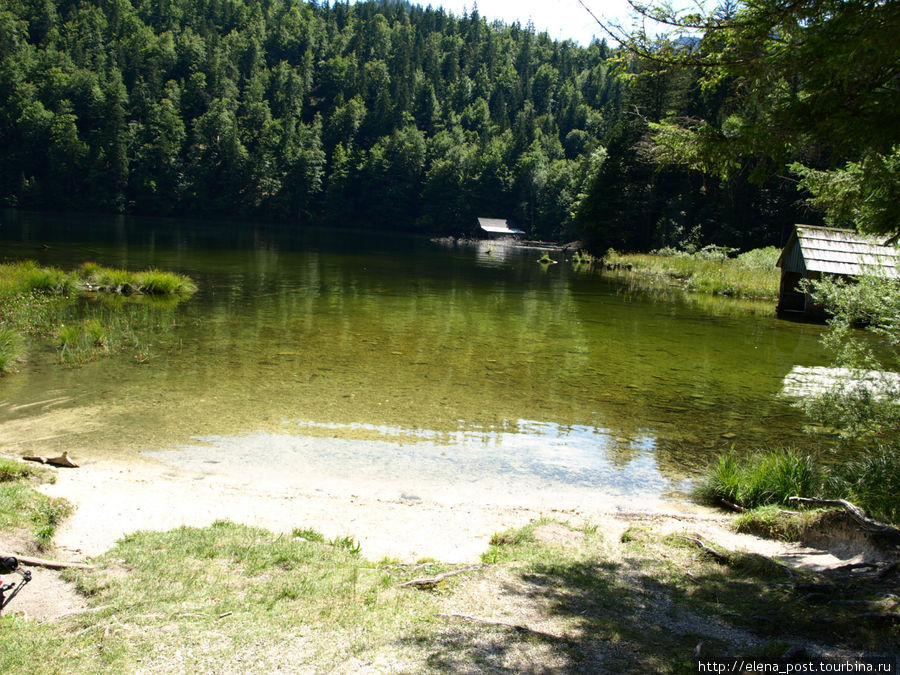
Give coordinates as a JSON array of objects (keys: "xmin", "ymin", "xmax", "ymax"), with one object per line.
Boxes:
[{"xmin": 0, "ymin": 261, "xmax": 196, "ymax": 374}]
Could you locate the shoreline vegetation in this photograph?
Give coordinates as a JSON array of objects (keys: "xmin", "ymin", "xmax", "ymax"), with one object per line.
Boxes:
[
  {"xmin": 596, "ymin": 246, "xmax": 781, "ymax": 301},
  {"xmin": 0, "ymin": 261, "xmax": 196, "ymax": 374},
  {"xmin": 0, "ymin": 459, "xmax": 896, "ymax": 671}
]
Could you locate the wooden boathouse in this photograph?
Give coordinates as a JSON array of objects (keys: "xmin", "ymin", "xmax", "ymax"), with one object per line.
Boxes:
[
  {"xmin": 477, "ymin": 217, "xmax": 525, "ymax": 239},
  {"xmin": 776, "ymin": 224, "xmax": 898, "ymax": 317}
]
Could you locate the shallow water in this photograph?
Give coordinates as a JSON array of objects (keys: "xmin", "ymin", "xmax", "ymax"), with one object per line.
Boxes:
[{"xmin": 0, "ymin": 210, "xmax": 832, "ymax": 501}]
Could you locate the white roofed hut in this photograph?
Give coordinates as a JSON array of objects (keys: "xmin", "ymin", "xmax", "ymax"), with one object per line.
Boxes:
[
  {"xmin": 477, "ymin": 217, "xmax": 525, "ymax": 239},
  {"xmin": 776, "ymin": 225, "xmax": 899, "ymax": 317}
]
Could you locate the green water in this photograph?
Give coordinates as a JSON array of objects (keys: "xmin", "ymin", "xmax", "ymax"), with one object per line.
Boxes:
[{"xmin": 0, "ymin": 210, "xmax": 831, "ymax": 500}]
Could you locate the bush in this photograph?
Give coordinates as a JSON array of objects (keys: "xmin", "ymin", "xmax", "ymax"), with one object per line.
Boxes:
[{"xmin": 736, "ymin": 246, "xmax": 780, "ymax": 270}]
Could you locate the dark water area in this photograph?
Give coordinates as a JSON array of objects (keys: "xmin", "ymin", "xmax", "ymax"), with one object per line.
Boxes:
[{"xmin": 0, "ymin": 209, "xmax": 833, "ymax": 502}]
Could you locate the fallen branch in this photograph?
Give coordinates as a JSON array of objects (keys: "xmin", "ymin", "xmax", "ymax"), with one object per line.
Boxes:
[
  {"xmin": 436, "ymin": 613, "xmax": 568, "ymax": 642},
  {"xmin": 2, "ymin": 554, "xmax": 94, "ymax": 570},
  {"xmin": 399, "ymin": 565, "xmax": 484, "ymax": 589},
  {"xmin": 719, "ymin": 498, "xmax": 746, "ymax": 513},
  {"xmin": 787, "ymin": 497, "xmax": 900, "ymax": 540}
]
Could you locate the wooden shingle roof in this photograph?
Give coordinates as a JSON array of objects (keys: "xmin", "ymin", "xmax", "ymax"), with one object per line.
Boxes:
[{"xmin": 777, "ymin": 225, "xmax": 898, "ymax": 278}]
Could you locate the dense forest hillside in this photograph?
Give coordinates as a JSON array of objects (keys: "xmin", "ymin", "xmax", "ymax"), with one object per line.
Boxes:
[{"xmin": 0, "ymin": 0, "xmax": 809, "ymax": 247}]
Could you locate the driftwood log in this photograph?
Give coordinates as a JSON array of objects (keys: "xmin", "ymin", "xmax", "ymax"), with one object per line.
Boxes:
[{"xmin": 22, "ymin": 452, "xmax": 79, "ymax": 468}]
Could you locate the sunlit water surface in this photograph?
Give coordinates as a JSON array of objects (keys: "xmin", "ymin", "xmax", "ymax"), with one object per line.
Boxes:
[{"xmin": 0, "ymin": 211, "xmax": 832, "ymax": 505}]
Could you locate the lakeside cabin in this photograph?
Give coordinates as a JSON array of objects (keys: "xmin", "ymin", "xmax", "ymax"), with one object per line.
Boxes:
[
  {"xmin": 776, "ymin": 224, "xmax": 899, "ymax": 317},
  {"xmin": 477, "ymin": 217, "xmax": 525, "ymax": 239}
]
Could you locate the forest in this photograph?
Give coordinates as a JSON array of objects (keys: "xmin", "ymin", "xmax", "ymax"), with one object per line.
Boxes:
[{"xmin": 0, "ymin": 0, "xmax": 844, "ymax": 249}]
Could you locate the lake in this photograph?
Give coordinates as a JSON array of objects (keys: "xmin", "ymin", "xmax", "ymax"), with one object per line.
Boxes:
[{"xmin": 0, "ymin": 209, "xmax": 832, "ymax": 507}]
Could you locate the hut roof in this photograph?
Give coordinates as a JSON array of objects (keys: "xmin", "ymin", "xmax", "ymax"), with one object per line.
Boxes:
[
  {"xmin": 776, "ymin": 225, "xmax": 898, "ymax": 278},
  {"xmin": 477, "ymin": 217, "xmax": 524, "ymax": 236}
]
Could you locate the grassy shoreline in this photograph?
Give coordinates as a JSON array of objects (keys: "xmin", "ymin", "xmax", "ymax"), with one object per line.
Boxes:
[
  {"xmin": 0, "ymin": 457, "xmax": 894, "ymax": 671},
  {"xmin": 0, "ymin": 261, "xmax": 195, "ymax": 374},
  {"xmin": 600, "ymin": 246, "xmax": 781, "ymax": 300}
]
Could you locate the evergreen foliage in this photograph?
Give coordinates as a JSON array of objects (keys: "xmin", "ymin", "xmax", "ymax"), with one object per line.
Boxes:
[
  {"xmin": 605, "ymin": 0, "xmax": 900, "ymax": 237},
  {"xmin": 0, "ymin": 0, "xmax": 800, "ymax": 246}
]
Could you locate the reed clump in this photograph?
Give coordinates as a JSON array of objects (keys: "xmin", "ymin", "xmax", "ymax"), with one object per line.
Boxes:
[
  {"xmin": 694, "ymin": 448, "xmax": 821, "ymax": 509},
  {"xmin": 696, "ymin": 444, "xmax": 900, "ymax": 526},
  {"xmin": 0, "ymin": 261, "xmax": 195, "ymax": 374},
  {"xmin": 77, "ymin": 263, "xmax": 197, "ymax": 295}
]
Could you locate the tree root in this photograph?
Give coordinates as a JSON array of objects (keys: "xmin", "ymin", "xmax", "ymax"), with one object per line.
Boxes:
[{"xmin": 788, "ymin": 497, "xmax": 900, "ymax": 541}]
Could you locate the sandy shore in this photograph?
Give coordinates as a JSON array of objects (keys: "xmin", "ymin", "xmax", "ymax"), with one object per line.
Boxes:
[
  {"xmin": 32, "ymin": 449, "xmax": 707, "ymax": 564},
  {"xmin": 6, "ymin": 448, "xmax": 872, "ymax": 625}
]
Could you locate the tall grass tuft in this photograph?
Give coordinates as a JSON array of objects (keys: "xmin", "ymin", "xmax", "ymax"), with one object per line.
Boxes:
[
  {"xmin": 1, "ymin": 261, "xmax": 74, "ymax": 298},
  {"xmin": 78, "ymin": 263, "xmax": 196, "ymax": 295},
  {"xmin": 2, "ymin": 261, "xmax": 195, "ymax": 372},
  {"xmin": 136, "ymin": 269, "xmax": 197, "ymax": 295},
  {"xmin": 695, "ymin": 449, "xmax": 821, "ymax": 509}
]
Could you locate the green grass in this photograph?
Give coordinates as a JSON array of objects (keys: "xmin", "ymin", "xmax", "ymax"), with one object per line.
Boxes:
[
  {"xmin": 0, "ymin": 326, "xmax": 22, "ymax": 374},
  {"xmin": 77, "ymin": 263, "xmax": 197, "ymax": 295},
  {"xmin": 694, "ymin": 448, "xmax": 822, "ymax": 509},
  {"xmin": 0, "ymin": 510, "xmax": 894, "ymax": 671},
  {"xmin": 0, "ymin": 457, "xmax": 70, "ymax": 550},
  {"xmin": 0, "ymin": 261, "xmax": 195, "ymax": 374},
  {"xmin": 696, "ymin": 445, "xmax": 900, "ymax": 526},
  {"xmin": 603, "ymin": 246, "xmax": 780, "ymax": 299},
  {"xmin": 733, "ymin": 504, "xmax": 814, "ymax": 540},
  {"xmin": 0, "ymin": 521, "xmax": 444, "ymax": 672}
]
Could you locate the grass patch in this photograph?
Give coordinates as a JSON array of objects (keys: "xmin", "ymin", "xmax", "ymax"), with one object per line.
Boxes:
[
  {"xmin": 0, "ymin": 521, "xmax": 443, "ymax": 672},
  {"xmin": 694, "ymin": 448, "xmax": 821, "ymax": 509},
  {"xmin": 0, "ymin": 326, "xmax": 23, "ymax": 374},
  {"xmin": 0, "ymin": 513, "xmax": 895, "ymax": 671},
  {"xmin": 697, "ymin": 446, "xmax": 900, "ymax": 527},
  {"xmin": 0, "ymin": 457, "xmax": 70, "ymax": 551},
  {"xmin": 475, "ymin": 517, "xmax": 897, "ymax": 670},
  {"xmin": 603, "ymin": 246, "xmax": 780, "ymax": 300},
  {"xmin": 827, "ymin": 444, "xmax": 900, "ymax": 525},
  {"xmin": 77, "ymin": 263, "xmax": 197, "ymax": 295},
  {"xmin": 734, "ymin": 505, "xmax": 813, "ymax": 541}
]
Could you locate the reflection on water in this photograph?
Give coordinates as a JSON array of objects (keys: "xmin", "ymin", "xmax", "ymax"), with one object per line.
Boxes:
[{"xmin": 0, "ymin": 210, "xmax": 833, "ymax": 499}]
